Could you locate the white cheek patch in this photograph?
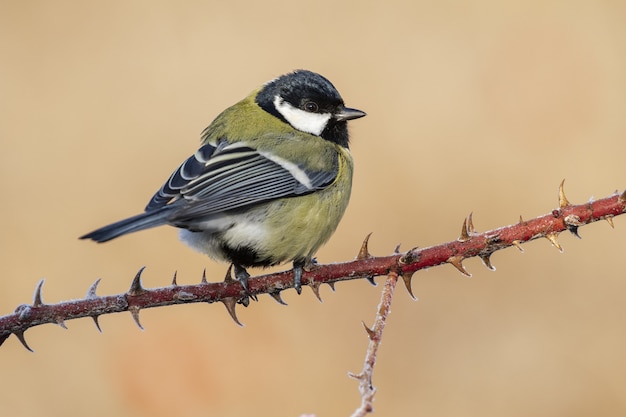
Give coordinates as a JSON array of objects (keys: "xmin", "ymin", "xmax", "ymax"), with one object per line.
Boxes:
[{"xmin": 273, "ymin": 95, "xmax": 332, "ymax": 136}]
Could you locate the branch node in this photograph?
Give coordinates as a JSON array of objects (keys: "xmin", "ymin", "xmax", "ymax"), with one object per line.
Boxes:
[
  {"xmin": 174, "ymin": 291, "xmax": 196, "ymax": 301},
  {"xmin": 15, "ymin": 304, "xmax": 32, "ymax": 321},
  {"xmin": 399, "ymin": 247, "xmax": 420, "ymax": 265},
  {"xmin": 564, "ymin": 214, "xmax": 583, "ymax": 239}
]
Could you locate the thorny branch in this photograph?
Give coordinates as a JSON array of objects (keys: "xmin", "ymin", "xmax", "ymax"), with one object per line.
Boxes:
[
  {"xmin": 349, "ymin": 271, "xmax": 399, "ymax": 416},
  {"xmin": 1, "ymin": 182, "xmax": 625, "ymax": 352}
]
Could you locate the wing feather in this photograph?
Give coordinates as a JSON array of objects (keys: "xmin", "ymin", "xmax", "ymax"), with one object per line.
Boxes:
[
  {"xmin": 146, "ymin": 143, "xmax": 217, "ymax": 211},
  {"xmin": 145, "ymin": 140, "xmax": 338, "ymax": 220}
]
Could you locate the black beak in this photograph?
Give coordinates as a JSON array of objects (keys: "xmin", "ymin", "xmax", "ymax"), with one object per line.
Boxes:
[{"xmin": 335, "ymin": 107, "xmax": 366, "ymax": 122}]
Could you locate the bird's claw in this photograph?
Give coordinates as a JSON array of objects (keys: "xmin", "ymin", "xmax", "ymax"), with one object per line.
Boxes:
[{"xmin": 233, "ymin": 264, "xmax": 257, "ymax": 301}]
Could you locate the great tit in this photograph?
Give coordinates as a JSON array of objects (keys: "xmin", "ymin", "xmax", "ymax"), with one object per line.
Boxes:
[{"xmin": 81, "ymin": 70, "xmax": 365, "ymax": 294}]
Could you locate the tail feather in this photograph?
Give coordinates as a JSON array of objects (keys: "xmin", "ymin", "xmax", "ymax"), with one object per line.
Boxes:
[{"xmin": 80, "ymin": 207, "xmax": 174, "ymax": 243}]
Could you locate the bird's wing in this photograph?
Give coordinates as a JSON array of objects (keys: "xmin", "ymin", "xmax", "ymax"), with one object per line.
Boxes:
[
  {"xmin": 145, "ymin": 142, "xmax": 217, "ymax": 211},
  {"xmin": 145, "ymin": 140, "xmax": 337, "ymax": 217}
]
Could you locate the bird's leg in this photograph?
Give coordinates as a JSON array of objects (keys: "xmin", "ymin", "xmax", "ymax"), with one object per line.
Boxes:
[
  {"xmin": 293, "ymin": 260, "xmax": 304, "ymax": 295},
  {"xmin": 233, "ymin": 264, "xmax": 257, "ymax": 301},
  {"xmin": 292, "ymin": 258, "xmax": 316, "ymax": 294}
]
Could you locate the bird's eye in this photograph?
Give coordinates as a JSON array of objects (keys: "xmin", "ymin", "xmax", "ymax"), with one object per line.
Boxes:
[{"xmin": 303, "ymin": 101, "xmax": 319, "ymax": 113}]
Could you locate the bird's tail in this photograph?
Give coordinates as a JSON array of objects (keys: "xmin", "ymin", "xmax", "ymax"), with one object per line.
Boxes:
[{"xmin": 80, "ymin": 207, "xmax": 174, "ymax": 243}]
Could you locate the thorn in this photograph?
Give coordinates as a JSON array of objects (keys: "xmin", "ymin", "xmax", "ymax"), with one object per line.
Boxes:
[
  {"xmin": 310, "ymin": 282, "xmax": 323, "ymax": 302},
  {"xmin": 201, "ymin": 268, "xmax": 208, "ymax": 284},
  {"xmin": 559, "ymin": 179, "xmax": 570, "ymax": 208},
  {"xmin": 223, "ymin": 265, "xmax": 234, "ymax": 282},
  {"xmin": 356, "ymin": 233, "xmax": 373, "ymax": 260},
  {"xmin": 545, "ymin": 233, "xmax": 563, "ymax": 252},
  {"xmin": 15, "ymin": 331, "xmax": 34, "ymax": 352},
  {"xmin": 32, "ymin": 279, "xmax": 45, "ymax": 307},
  {"xmin": 393, "ymin": 244, "xmax": 402, "ymax": 254},
  {"xmin": 518, "ymin": 215, "xmax": 524, "ymax": 224},
  {"xmin": 0, "ymin": 334, "xmax": 9, "ymax": 347},
  {"xmin": 365, "ymin": 276, "xmax": 377, "ymax": 286},
  {"xmin": 400, "ymin": 271, "xmax": 417, "ymax": 300},
  {"xmin": 361, "ymin": 321, "xmax": 376, "ymax": 340},
  {"xmin": 467, "ymin": 212, "xmax": 476, "ymax": 234},
  {"xmin": 605, "ymin": 217, "xmax": 615, "ymax": 228},
  {"xmin": 458, "ymin": 217, "xmax": 470, "ymax": 242},
  {"xmin": 129, "ymin": 306, "xmax": 144, "ymax": 330},
  {"xmin": 479, "ymin": 254, "xmax": 496, "ymax": 271},
  {"xmin": 86, "ymin": 278, "xmax": 101, "ymax": 299},
  {"xmin": 447, "ymin": 256, "xmax": 472, "ymax": 277},
  {"xmin": 91, "ymin": 315, "xmax": 103, "ymax": 333},
  {"xmin": 222, "ymin": 298, "xmax": 243, "ymax": 326},
  {"xmin": 128, "ymin": 266, "xmax": 146, "ymax": 296},
  {"xmin": 512, "ymin": 240, "xmax": 525, "ymax": 252},
  {"xmin": 171, "ymin": 271, "xmax": 178, "ymax": 286},
  {"xmin": 56, "ymin": 319, "xmax": 68, "ymax": 329},
  {"xmin": 619, "ymin": 189, "xmax": 626, "ymax": 203},
  {"xmin": 327, "ymin": 281, "xmax": 336, "ymax": 292},
  {"xmin": 347, "ymin": 371, "xmax": 364, "ymax": 381},
  {"xmin": 269, "ymin": 291, "xmax": 287, "ymax": 305}
]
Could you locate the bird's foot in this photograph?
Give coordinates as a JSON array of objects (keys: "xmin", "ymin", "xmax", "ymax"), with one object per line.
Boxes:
[
  {"xmin": 293, "ymin": 258, "xmax": 317, "ymax": 295},
  {"xmin": 233, "ymin": 264, "xmax": 257, "ymax": 302}
]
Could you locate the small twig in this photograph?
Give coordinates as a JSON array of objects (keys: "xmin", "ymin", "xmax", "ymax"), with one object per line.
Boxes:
[{"xmin": 348, "ymin": 271, "xmax": 399, "ymax": 416}]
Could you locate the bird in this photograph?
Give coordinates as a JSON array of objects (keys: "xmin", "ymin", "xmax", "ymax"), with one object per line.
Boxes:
[{"xmin": 81, "ymin": 69, "xmax": 366, "ymax": 295}]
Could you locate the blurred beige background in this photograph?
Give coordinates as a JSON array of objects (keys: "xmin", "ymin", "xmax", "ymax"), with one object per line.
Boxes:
[{"xmin": 2, "ymin": 1, "xmax": 626, "ymax": 416}]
